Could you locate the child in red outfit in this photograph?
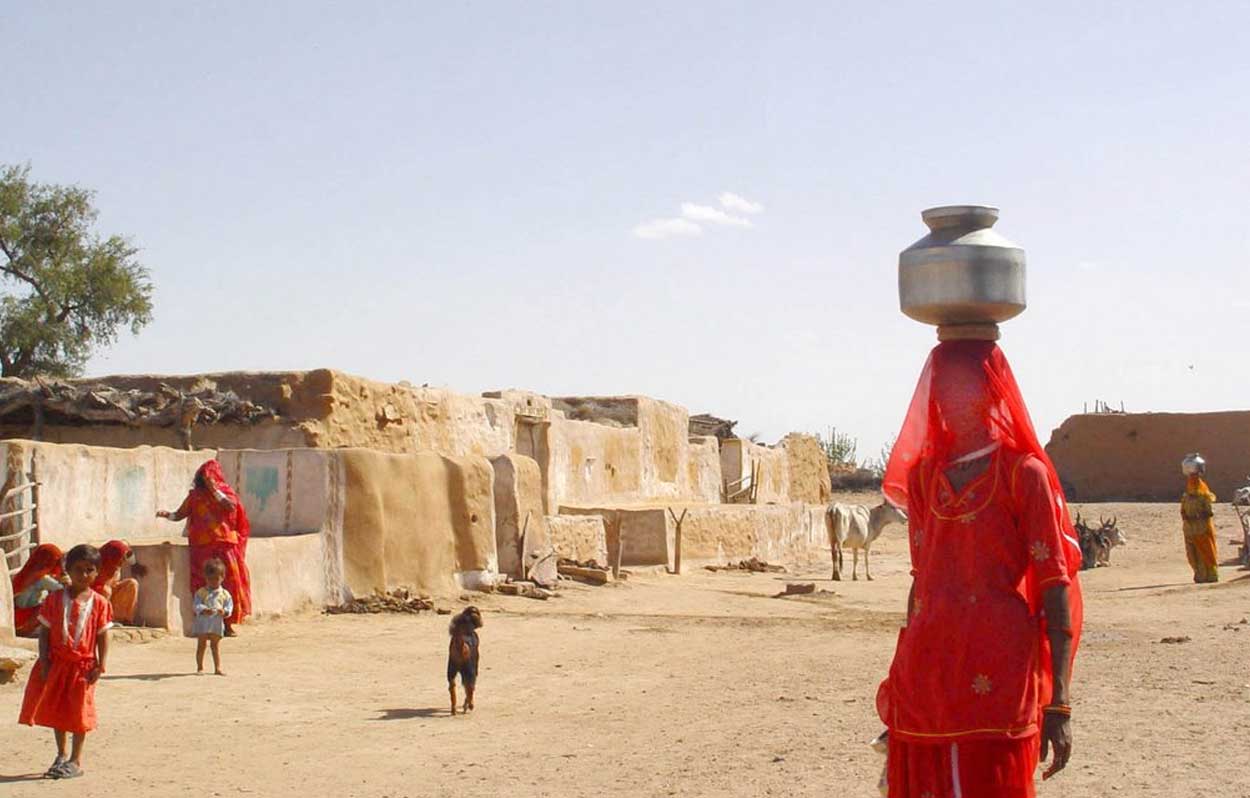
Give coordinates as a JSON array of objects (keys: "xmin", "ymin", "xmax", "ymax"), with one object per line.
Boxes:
[{"xmin": 19, "ymin": 543, "xmax": 113, "ymax": 780}]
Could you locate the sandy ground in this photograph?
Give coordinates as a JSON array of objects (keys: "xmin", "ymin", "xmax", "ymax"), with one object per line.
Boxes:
[{"xmin": 3, "ymin": 496, "xmax": 1248, "ymax": 797}]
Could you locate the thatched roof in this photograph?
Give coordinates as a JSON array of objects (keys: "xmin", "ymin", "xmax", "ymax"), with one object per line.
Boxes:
[
  {"xmin": 689, "ymin": 413, "xmax": 737, "ymax": 440},
  {"xmin": 0, "ymin": 377, "xmax": 275, "ymax": 430}
]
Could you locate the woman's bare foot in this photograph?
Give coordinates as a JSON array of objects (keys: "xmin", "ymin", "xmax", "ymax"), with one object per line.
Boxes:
[{"xmin": 214, "ymin": 670, "xmax": 226, "ymax": 676}]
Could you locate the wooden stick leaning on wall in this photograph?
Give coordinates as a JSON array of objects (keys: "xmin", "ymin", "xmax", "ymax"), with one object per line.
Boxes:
[
  {"xmin": 667, "ymin": 507, "xmax": 688, "ymax": 575},
  {"xmin": 613, "ymin": 521, "xmax": 625, "ymax": 581},
  {"xmin": 517, "ymin": 510, "xmax": 532, "ymax": 580}
]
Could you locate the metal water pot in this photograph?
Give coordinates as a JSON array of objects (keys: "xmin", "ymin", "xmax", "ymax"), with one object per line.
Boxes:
[{"xmin": 898, "ymin": 205, "xmax": 1026, "ymax": 326}]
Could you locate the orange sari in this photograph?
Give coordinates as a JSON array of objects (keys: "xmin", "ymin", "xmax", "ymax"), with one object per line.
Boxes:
[{"xmin": 1181, "ymin": 476, "xmax": 1219, "ymax": 583}]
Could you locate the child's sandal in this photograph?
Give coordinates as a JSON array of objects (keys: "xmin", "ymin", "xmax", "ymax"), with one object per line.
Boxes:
[
  {"xmin": 44, "ymin": 755, "xmax": 65, "ymax": 778},
  {"xmin": 53, "ymin": 762, "xmax": 84, "ymax": 779}
]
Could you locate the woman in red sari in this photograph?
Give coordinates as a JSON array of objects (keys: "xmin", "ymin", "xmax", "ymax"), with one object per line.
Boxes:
[
  {"xmin": 92, "ymin": 540, "xmax": 142, "ymax": 625},
  {"xmin": 11, "ymin": 544, "xmax": 65, "ymax": 637},
  {"xmin": 157, "ymin": 461, "xmax": 251, "ymax": 635},
  {"xmin": 877, "ymin": 340, "xmax": 1083, "ymax": 798}
]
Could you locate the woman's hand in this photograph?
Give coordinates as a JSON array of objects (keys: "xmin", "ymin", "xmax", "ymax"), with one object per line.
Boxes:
[
  {"xmin": 85, "ymin": 665, "xmax": 101, "ymax": 685},
  {"xmin": 156, "ymin": 510, "xmax": 171, "ymax": 520},
  {"xmin": 1040, "ymin": 713, "xmax": 1072, "ymax": 779}
]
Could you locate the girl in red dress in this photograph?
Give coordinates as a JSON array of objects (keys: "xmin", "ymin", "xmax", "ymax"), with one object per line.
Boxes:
[
  {"xmin": 19, "ymin": 543, "xmax": 113, "ymax": 780},
  {"xmin": 877, "ymin": 341, "xmax": 1083, "ymax": 798},
  {"xmin": 157, "ymin": 460, "xmax": 252, "ymax": 635}
]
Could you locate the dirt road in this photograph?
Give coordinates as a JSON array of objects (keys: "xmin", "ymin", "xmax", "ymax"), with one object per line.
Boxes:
[{"xmin": 3, "ymin": 498, "xmax": 1248, "ymax": 797}]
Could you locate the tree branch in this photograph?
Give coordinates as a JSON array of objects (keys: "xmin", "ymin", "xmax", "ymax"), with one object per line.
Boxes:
[{"xmin": 0, "ymin": 261, "xmax": 57, "ymax": 310}]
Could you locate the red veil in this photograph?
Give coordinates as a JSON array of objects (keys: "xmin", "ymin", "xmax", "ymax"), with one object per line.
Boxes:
[
  {"xmin": 196, "ymin": 460, "xmax": 251, "ymax": 554},
  {"xmin": 11, "ymin": 543, "xmax": 63, "ymax": 636},
  {"xmin": 93, "ymin": 540, "xmax": 134, "ymax": 591},
  {"xmin": 12, "ymin": 543, "xmax": 63, "ymax": 596},
  {"xmin": 882, "ymin": 340, "xmax": 1083, "ymax": 709}
]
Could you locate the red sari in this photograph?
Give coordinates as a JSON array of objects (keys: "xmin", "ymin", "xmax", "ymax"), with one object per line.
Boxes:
[
  {"xmin": 19, "ymin": 587, "xmax": 113, "ymax": 734},
  {"xmin": 10, "ymin": 544, "xmax": 64, "ymax": 637},
  {"xmin": 93, "ymin": 540, "xmax": 139, "ymax": 624},
  {"xmin": 175, "ymin": 461, "xmax": 252, "ymax": 625},
  {"xmin": 878, "ymin": 341, "xmax": 1083, "ymax": 798},
  {"xmin": 92, "ymin": 540, "xmax": 132, "ymax": 591}
]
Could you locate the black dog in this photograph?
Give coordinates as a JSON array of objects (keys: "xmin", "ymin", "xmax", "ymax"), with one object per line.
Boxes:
[{"xmin": 447, "ymin": 606, "xmax": 483, "ymax": 715}]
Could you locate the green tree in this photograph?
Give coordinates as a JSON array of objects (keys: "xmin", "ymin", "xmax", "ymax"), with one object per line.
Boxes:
[
  {"xmin": 0, "ymin": 164, "xmax": 153, "ymax": 378},
  {"xmin": 816, "ymin": 426, "xmax": 858, "ymax": 467}
]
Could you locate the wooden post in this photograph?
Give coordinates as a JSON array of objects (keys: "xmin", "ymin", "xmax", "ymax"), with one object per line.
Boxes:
[
  {"xmin": 29, "ymin": 459, "xmax": 39, "ymax": 547},
  {"xmin": 517, "ymin": 510, "xmax": 532, "ymax": 580},
  {"xmin": 668, "ymin": 507, "xmax": 688, "ymax": 575},
  {"xmin": 613, "ymin": 522, "xmax": 625, "ymax": 580}
]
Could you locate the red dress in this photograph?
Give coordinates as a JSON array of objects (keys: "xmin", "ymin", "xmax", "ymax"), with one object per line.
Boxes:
[
  {"xmin": 879, "ymin": 341, "xmax": 1083, "ymax": 798},
  {"xmin": 175, "ymin": 459, "xmax": 252, "ymax": 625},
  {"xmin": 879, "ymin": 450, "xmax": 1072, "ymax": 796},
  {"xmin": 19, "ymin": 588, "xmax": 113, "ymax": 734},
  {"xmin": 176, "ymin": 491, "xmax": 251, "ymax": 625}
]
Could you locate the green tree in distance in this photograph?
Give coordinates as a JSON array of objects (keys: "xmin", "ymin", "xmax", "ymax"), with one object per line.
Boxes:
[{"xmin": 0, "ymin": 164, "xmax": 153, "ymax": 378}]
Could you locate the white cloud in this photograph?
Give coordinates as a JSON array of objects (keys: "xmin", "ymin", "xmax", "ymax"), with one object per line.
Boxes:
[
  {"xmin": 633, "ymin": 217, "xmax": 703, "ymax": 240},
  {"xmin": 718, "ymin": 192, "xmax": 764, "ymax": 215},
  {"xmin": 680, "ymin": 202, "xmax": 752, "ymax": 228}
]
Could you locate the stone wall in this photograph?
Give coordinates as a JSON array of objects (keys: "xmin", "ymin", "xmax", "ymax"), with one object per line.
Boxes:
[
  {"xmin": 1, "ymin": 374, "xmax": 741, "ymax": 509},
  {"xmin": 1045, "ymin": 411, "xmax": 1250, "ymax": 501},
  {"xmin": 2, "ymin": 441, "xmax": 508, "ymax": 633},
  {"xmin": 545, "ymin": 515, "xmax": 608, "ymax": 564},
  {"xmin": 559, "ymin": 503, "xmax": 828, "ymax": 569},
  {"xmin": 130, "ymin": 534, "xmax": 326, "ymax": 635},
  {"xmin": 719, "ymin": 438, "xmax": 790, "ymax": 504},
  {"xmin": 1, "ymin": 370, "xmax": 516, "ymax": 458},
  {"xmin": 780, "ymin": 433, "xmax": 833, "ymax": 506},
  {"xmin": 686, "ymin": 436, "xmax": 723, "ymax": 504},
  {"xmin": 0, "ymin": 562, "xmax": 13, "ymax": 640},
  {"xmin": 546, "ymin": 397, "xmax": 722, "ymax": 507},
  {"xmin": 491, "ymin": 454, "xmax": 549, "ymax": 579},
  {"xmin": 0, "ymin": 440, "xmax": 210, "ymax": 550},
  {"xmin": 337, "ymin": 449, "xmax": 497, "ymax": 597}
]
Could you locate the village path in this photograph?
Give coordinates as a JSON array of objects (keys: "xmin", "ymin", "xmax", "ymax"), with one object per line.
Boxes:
[{"xmin": 2, "ymin": 499, "xmax": 1248, "ymax": 797}]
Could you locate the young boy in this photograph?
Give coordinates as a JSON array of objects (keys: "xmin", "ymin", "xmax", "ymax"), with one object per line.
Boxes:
[
  {"xmin": 19, "ymin": 543, "xmax": 113, "ymax": 779},
  {"xmin": 192, "ymin": 558, "xmax": 233, "ymax": 675}
]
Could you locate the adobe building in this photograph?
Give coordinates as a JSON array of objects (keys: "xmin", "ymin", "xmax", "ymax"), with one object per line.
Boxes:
[
  {"xmin": 1045, "ymin": 410, "xmax": 1250, "ymax": 501},
  {"xmin": 0, "ymin": 370, "xmax": 836, "ymax": 637}
]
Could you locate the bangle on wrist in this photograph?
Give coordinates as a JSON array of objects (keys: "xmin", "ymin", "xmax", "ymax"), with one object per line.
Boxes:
[{"xmin": 1043, "ymin": 704, "xmax": 1071, "ymax": 717}]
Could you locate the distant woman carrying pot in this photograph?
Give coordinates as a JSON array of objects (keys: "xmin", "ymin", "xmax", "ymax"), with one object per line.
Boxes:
[
  {"xmin": 157, "ymin": 460, "xmax": 252, "ymax": 635},
  {"xmin": 1180, "ymin": 453, "xmax": 1219, "ymax": 584}
]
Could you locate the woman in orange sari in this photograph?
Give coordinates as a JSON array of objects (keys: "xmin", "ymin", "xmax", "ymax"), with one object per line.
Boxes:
[
  {"xmin": 157, "ymin": 461, "xmax": 251, "ymax": 635},
  {"xmin": 1180, "ymin": 455, "xmax": 1219, "ymax": 583},
  {"xmin": 11, "ymin": 544, "xmax": 65, "ymax": 637}
]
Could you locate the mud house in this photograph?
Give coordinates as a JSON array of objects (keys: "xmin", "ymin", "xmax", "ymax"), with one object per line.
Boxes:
[
  {"xmin": 1046, "ymin": 410, "xmax": 1250, "ymax": 501},
  {"xmin": 0, "ymin": 370, "xmax": 833, "ymax": 638}
]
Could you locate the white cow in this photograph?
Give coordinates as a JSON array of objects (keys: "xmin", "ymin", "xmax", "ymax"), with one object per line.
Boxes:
[{"xmin": 826, "ymin": 501, "xmax": 908, "ymax": 581}]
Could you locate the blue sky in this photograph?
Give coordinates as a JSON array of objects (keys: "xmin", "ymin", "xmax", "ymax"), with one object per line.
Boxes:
[{"xmin": 5, "ymin": 2, "xmax": 1248, "ymax": 459}]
